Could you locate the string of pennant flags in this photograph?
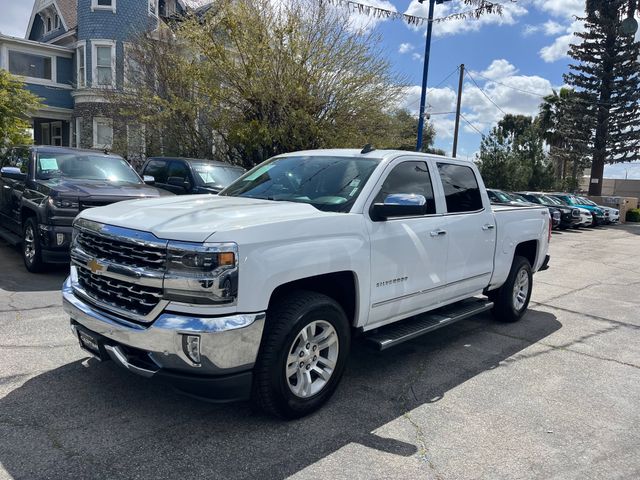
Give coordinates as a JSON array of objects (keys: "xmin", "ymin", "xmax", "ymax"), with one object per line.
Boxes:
[{"xmin": 317, "ymin": 0, "xmax": 510, "ymax": 26}]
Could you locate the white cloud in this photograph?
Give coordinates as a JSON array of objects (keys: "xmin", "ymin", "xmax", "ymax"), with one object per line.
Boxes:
[
  {"xmin": 539, "ymin": 19, "xmax": 584, "ymax": 63},
  {"xmin": 397, "ymin": 60, "xmax": 556, "ymax": 146},
  {"xmin": 543, "ymin": 20, "xmax": 565, "ymax": 35},
  {"xmin": 522, "ymin": 24, "xmax": 540, "ymax": 36},
  {"xmin": 478, "ymin": 59, "xmax": 518, "ymax": 80},
  {"xmin": 531, "ymin": 0, "xmax": 585, "ymax": 20},
  {"xmin": 411, "ymin": 52, "xmax": 424, "ymax": 62},
  {"xmin": 404, "ymin": 0, "xmax": 527, "ymax": 37},
  {"xmin": 398, "ymin": 42, "xmax": 414, "ymax": 54}
]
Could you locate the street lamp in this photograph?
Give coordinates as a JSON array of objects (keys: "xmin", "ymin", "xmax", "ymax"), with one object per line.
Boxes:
[{"xmin": 416, "ymin": 0, "xmax": 452, "ymax": 152}]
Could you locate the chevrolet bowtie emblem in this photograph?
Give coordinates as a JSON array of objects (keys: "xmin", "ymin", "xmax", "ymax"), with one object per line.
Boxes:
[{"xmin": 87, "ymin": 258, "xmax": 106, "ymax": 274}]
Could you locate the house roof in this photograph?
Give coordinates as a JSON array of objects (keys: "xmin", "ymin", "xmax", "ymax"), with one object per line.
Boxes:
[
  {"xmin": 26, "ymin": 0, "xmax": 78, "ymax": 40},
  {"xmin": 56, "ymin": 0, "xmax": 78, "ymax": 30}
]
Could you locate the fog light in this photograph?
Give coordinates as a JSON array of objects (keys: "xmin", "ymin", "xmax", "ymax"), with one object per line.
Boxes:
[
  {"xmin": 183, "ymin": 335, "xmax": 201, "ymax": 364},
  {"xmin": 56, "ymin": 233, "xmax": 65, "ymax": 246}
]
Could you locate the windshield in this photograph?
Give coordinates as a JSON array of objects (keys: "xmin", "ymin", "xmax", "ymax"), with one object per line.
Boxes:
[
  {"xmin": 220, "ymin": 155, "xmax": 380, "ymax": 213},
  {"xmin": 36, "ymin": 152, "xmax": 141, "ymax": 183},
  {"xmin": 553, "ymin": 195, "xmax": 574, "ymax": 206},
  {"xmin": 509, "ymin": 193, "xmax": 528, "ymax": 203},
  {"xmin": 192, "ymin": 163, "xmax": 244, "ymax": 188},
  {"xmin": 490, "ymin": 190, "xmax": 512, "ymax": 202},
  {"xmin": 541, "ymin": 195, "xmax": 561, "ymax": 206},
  {"xmin": 578, "ymin": 197, "xmax": 596, "ymax": 206}
]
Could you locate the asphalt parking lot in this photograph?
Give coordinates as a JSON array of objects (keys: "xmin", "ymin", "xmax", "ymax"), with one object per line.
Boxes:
[{"xmin": 1, "ymin": 224, "xmax": 639, "ymax": 480}]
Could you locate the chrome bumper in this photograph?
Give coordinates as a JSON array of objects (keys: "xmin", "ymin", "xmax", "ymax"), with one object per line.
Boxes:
[{"xmin": 62, "ymin": 276, "xmax": 265, "ymax": 376}]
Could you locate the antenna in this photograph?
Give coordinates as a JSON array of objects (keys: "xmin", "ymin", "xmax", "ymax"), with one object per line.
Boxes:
[{"xmin": 361, "ymin": 144, "xmax": 375, "ymax": 154}]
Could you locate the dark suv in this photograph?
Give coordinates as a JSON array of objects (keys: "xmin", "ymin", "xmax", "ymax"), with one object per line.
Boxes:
[
  {"xmin": 0, "ymin": 146, "xmax": 168, "ymax": 272},
  {"xmin": 516, "ymin": 192, "xmax": 582, "ymax": 230},
  {"xmin": 140, "ymin": 157, "xmax": 245, "ymax": 195}
]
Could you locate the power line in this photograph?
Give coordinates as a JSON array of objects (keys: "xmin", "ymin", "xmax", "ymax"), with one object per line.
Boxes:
[
  {"xmin": 459, "ymin": 113, "xmax": 484, "ymax": 136},
  {"xmin": 465, "ymin": 71, "xmax": 509, "ymax": 115},
  {"xmin": 469, "ymin": 71, "xmax": 548, "ymax": 98},
  {"xmin": 404, "ymin": 65, "xmax": 460, "ymax": 111}
]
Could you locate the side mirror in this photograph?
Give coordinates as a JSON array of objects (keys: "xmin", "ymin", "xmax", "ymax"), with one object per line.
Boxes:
[
  {"xmin": 371, "ymin": 194, "xmax": 427, "ymax": 221},
  {"xmin": 0, "ymin": 166, "xmax": 26, "ymax": 181},
  {"xmin": 167, "ymin": 176, "xmax": 191, "ymax": 191},
  {"xmin": 143, "ymin": 175, "xmax": 155, "ymax": 185}
]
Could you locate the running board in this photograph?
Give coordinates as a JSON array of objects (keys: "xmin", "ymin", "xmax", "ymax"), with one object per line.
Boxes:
[
  {"xmin": 0, "ymin": 225, "xmax": 21, "ymax": 246},
  {"xmin": 366, "ymin": 298, "xmax": 494, "ymax": 351}
]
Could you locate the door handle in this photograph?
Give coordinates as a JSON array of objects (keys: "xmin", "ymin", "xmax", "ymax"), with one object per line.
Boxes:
[
  {"xmin": 482, "ymin": 224, "xmax": 495, "ymax": 230},
  {"xmin": 430, "ymin": 229, "xmax": 447, "ymax": 237}
]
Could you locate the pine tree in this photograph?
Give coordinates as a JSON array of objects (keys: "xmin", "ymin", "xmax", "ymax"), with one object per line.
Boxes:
[{"xmin": 564, "ymin": 0, "xmax": 640, "ymax": 196}]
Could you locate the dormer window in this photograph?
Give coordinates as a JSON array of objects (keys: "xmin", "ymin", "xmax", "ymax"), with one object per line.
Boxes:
[
  {"xmin": 46, "ymin": 17, "xmax": 52, "ymax": 32},
  {"xmin": 91, "ymin": 0, "xmax": 116, "ymax": 12},
  {"xmin": 55, "ymin": 14, "xmax": 60, "ymax": 29}
]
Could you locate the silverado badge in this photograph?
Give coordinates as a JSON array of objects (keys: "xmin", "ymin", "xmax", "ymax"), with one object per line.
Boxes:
[{"xmin": 87, "ymin": 258, "xmax": 106, "ymax": 275}]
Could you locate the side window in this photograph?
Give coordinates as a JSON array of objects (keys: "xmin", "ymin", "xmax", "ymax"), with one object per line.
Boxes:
[
  {"xmin": 437, "ymin": 163, "xmax": 483, "ymax": 213},
  {"xmin": 144, "ymin": 159, "xmax": 168, "ymax": 183},
  {"xmin": 12, "ymin": 148, "xmax": 30, "ymax": 174},
  {"xmin": 374, "ymin": 161, "xmax": 436, "ymax": 214},
  {"xmin": 168, "ymin": 161, "xmax": 190, "ymax": 181}
]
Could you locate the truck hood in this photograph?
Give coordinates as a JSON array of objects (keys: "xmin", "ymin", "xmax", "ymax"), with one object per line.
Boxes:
[
  {"xmin": 77, "ymin": 195, "xmax": 332, "ymax": 242},
  {"xmin": 42, "ymin": 178, "xmax": 166, "ymax": 198}
]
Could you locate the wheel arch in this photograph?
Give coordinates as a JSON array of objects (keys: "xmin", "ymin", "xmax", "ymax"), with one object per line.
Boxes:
[{"xmin": 268, "ymin": 271, "xmax": 359, "ymax": 327}]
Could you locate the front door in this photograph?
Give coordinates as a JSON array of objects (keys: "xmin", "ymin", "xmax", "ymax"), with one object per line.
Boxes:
[
  {"xmin": 435, "ymin": 161, "xmax": 495, "ymax": 303},
  {"xmin": 366, "ymin": 158, "xmax": 448, "ymax": 328}
]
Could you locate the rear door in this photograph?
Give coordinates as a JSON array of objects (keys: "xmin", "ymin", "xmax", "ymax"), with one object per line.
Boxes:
[
  {"xmin": 2, "ymin": 148, "xmax": 30, "ymax": 232},
  {"xmin": 435, "ymin": 161, "xmax": 496, "ymax": 303},
  {"xmin": 366, "ymin": 157, "xmax": 449, "ymax": 327}
]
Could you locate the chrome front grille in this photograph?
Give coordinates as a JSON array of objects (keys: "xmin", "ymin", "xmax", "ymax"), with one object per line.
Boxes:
[
  {"xmin": 77, "ymin": 267, "xmax": 163, "ymax": 317},
  {"xmin": 76, "ymin": 229, "xmax": 166, "ymax": 270}
]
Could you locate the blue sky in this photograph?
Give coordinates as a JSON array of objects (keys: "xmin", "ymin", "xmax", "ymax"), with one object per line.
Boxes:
[{"xmin": 2, "ymin": 0, "xmax": 639, "ymax": 178}]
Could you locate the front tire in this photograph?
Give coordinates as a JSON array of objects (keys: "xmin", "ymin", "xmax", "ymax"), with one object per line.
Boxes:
[
  {"xmin": 491, "ymin": 256, "xmax": 532, "ymax": 323},
  {"xmin": 22, "ymin": 217, "xmax": 45, "ymax": 273},
  {"xmin": 252, "ymin": 291, "xmax": 351, "ymax": 419}
]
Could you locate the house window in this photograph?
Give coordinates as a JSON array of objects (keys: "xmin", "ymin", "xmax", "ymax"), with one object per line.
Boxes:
[
  {"xmin": 92, "ymin": 41, "xmax": 116, "ymax": 87},
  {"xmin": 77, "ymin": 43, "xmax": 86, "ymax": 87},
  {"xmin": 8, "ymin": 51, "xmax": 52, "ymax": 80},
  {"xmin": 165, "ymin": 0, "xmax": 176, "ymax": 16},
  {"xmin": 41, "ymin": 123, "xmax": 51, "ymax": 145},
  {"xmin": 51, "ymin": 122, "xmax": 63, "ymax": 146},
  {"xmin": 46, "ymin": 17, "xmax": 52, "ymax": 32},
  {"xmin": 93, "ymin": 118, "xmax": 113, "ymax": 149},
  {"xmin": 55, "ymin": 14, "xmax": 60, "ymax": 29},
  {"xmin": 91, "ymin": 0, "xmax": 116, "ymax": 12},
  {"xmin": 149, "ymin": 0, "xmax": 158, "ymax": 17}
]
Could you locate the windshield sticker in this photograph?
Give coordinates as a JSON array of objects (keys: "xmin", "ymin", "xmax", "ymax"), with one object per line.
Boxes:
[
  {"xmin": 39, "ymin": 158, "xmax": 59, "ymax": 171},
  {"xmin": 245, "ymin": 164, "xmax": 274, "ymax": 181}
]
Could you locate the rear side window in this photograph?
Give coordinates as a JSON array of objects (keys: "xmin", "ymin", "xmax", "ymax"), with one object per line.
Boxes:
[
  {"xmin": 168, "ymin": 161, "xmax": 190, "ymax": 181},
  {"xmin": 437, "ymin": 163, "xmax": 483, "ymax": 213},
  {"xmin": 143, "ymin": 159, "xmax": 168, "ymax": 183},
  {"xmin": 374, "ymin": 161, "xmax": 436, "ymax": 214}
]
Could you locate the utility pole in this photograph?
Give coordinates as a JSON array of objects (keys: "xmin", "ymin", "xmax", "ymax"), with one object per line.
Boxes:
[
  {"xmin": 452, "ymin": 63, "xmax": 464, "ymax": 158},
  {"xmin": 416, "ymin": 0, "xmax": 452, "ymax": 152}
]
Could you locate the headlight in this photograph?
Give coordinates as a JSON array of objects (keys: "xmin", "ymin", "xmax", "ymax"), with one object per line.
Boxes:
[
  {"xmin": 164, "ymin": 242, "xmax": 238, "ymax": 305},
  {"xmin": 48, "ymin": 197, "xmax": 79, "ymax": 209}
]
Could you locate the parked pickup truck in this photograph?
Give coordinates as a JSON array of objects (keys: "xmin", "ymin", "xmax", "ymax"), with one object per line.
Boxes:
[
  {"xmin": 0, "ymin": 146, "xmax": 168, "ymax": 272},
  {"xmin": 63, "ymin": 148, "xmax": 551, "ymax": 418}
]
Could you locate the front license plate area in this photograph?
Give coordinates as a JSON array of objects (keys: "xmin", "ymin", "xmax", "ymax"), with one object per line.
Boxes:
[{"xmin": 76, "ymin": 326, "xmax": 108, "ymax": 361}]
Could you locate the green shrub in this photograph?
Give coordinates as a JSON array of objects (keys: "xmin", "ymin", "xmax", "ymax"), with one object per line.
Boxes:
[{"xmin": 626, "ymin": 208, "xmax": 640, "ymax": 222}]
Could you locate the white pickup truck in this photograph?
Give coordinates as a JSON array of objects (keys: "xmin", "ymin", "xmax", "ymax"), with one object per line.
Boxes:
[{"xmin": 63, "ymin": 148, "xmax": 551, "ymax": 418}]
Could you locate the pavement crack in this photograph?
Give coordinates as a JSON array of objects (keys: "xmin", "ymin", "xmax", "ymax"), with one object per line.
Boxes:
[{"xmin": 531, "ymin": 302, "xmax": 640, "ymax": 330}]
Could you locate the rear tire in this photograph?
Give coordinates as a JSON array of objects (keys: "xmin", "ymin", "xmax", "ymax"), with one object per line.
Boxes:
[
  {"xmin": 252, "ymin": 290, "xmax": 351, "ymax": 419},
  {"xmin": 491, "ymin": 256, "xmax": 532, "ymax": 323},
  {"xmin": 22, "ymin": 217, "xmax": 45, "ymax": 273}
]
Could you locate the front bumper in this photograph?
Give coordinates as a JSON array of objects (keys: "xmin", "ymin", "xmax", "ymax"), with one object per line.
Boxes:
[
  {"xmin": 62, "ymin": 277, "xmax": 265, "ymax": 401},
  {"xmin": 39, "ymin": 224, "xmax": 72, "ymax": 263}
]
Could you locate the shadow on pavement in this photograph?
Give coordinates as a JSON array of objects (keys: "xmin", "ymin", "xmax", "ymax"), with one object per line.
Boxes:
[
  {"xmin": 0, "ymin": 309, "xmax": 561, "ymax": 480},
  {"xmin": 0, "ymin": 241, "xmax": 69, "ymax": 292}
]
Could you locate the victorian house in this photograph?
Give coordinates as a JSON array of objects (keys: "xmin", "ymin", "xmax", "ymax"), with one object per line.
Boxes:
[{"xmin": 0, "ymin": 0, "xmax": 209, "ymax": 152}]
